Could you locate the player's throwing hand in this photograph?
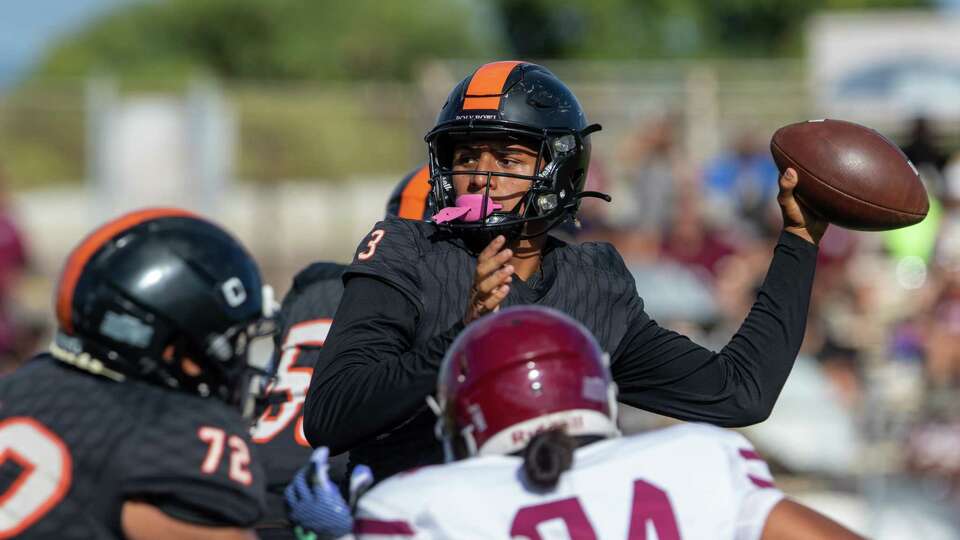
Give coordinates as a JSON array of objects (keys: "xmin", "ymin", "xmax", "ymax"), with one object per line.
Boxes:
[
  {"xmin": 464, "ymin": 235, "xmax": 514, "ymax": 325},
  {"xmin": 777, "ymin": 167, "xmax": 828, "ymax": 246}
]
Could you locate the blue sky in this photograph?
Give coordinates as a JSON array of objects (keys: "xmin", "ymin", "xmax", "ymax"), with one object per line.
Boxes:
[{"xmin": 0, "ymin": 0, "xmax": 137, "ymax": 88}]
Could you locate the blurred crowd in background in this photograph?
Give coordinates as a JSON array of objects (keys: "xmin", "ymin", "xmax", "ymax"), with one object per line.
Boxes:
[
  {"xmin": 582, "ymin": 113, "xmax": 960, "ymax": 535},
  {"xmin": 4, "ymin": 0, "xmax": 960, "ymax": 537}
]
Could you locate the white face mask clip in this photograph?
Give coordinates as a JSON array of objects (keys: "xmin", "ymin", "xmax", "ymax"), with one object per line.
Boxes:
[
  {"xmin": 261, "ymin": 285, "xmax": 280, "ymax": 318},
  {"xmin": 426, "ymin": 395, "xmax": 455, "ymax": 462}
]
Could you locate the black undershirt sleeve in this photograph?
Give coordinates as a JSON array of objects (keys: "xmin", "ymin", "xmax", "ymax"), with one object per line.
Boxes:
[
  {"xmin": 302, "ymin": 275, "xmax": 463, "ymax": 454},
  {"xmin": 612, "ymin": 231, "xmax": 818, "ymax": 427}
]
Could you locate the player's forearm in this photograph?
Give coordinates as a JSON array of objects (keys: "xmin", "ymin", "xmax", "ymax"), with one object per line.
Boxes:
[
  {"xmin": 302, "ymin": 277, "xmax": 461, "ymax": 453},
  {"xmin": 761, "ymin": 499, "xmax": 864, "ymax": 540},
  {"xmin": 714, "ymin": 230, "xmax": 818, "ymax": 424},
  {"xmin": 122, "ymin": 502, "xmax": 258, "ymax": 540},
  {"xmin": 612, "ymin": 231, "xmax": 816, "ymax": 426}
]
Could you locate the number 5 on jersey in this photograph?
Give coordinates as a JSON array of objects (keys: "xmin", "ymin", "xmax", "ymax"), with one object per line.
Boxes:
[{"xmin": 251, "ymin": 319, "xmax": 331, "ymax": 446}]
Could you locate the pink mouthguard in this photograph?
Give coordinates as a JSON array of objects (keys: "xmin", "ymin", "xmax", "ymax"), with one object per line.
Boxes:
[{"xmin": 432, "ymin": 194, "xmax": 502, "ymax": 224}]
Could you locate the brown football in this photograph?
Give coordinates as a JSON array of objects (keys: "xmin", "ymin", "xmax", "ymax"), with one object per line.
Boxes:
[{"xmin": 770, "ymin": 119, "xmax": 929, "ymax": 231}]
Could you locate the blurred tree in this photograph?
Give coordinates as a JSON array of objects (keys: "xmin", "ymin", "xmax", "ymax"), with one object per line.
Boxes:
[
  {"xmin": 12, "ymin": 0, "xmax": 936, "ymax": 186},
  {"xmin": 488, "ymin": 0, "xmax": 932, "ymax": 59},
  {"xmin": 33, "ymin": 0, "xmax": 936, "ymax": 80},
  {"xmin": 33, "ymin": 0, "xmax": 505, "ymax": 81},
  {"xmin": 698, "ymin": 0, "xmax": 934, "ymax": 57}
]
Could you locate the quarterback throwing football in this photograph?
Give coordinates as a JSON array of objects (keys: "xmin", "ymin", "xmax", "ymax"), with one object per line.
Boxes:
[{"xmin": 304, "ymin": 61, "xmax": 826, "ymax": 481}]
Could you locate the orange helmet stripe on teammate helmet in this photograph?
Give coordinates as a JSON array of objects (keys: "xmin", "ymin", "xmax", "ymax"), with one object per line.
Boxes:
[
  {"xmin": 462, "ymin": 61, "xmax": 523, "ymax": 110},
  {"xmin": 397, "ymin": 165, "xmax": 432, "ymax": 220},
  {"xmin": 55, "ymin": 208, "xmax": 197, "ymax": 334}
]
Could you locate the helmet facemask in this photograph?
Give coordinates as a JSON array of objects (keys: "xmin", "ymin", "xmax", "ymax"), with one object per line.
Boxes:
[
  {"xmin": 426, "ymin": 123, "xmax": 603, "ymax": 247},
  {"xmin": 426, "ymin": 393, "xmax": 480, "ymax": 463},
  {"xmin": 52, "ymin": 281, "xmax": 277, "ymax": 418},
  {"xmin": 151, "ymin": 285, "xmax": 278, "ymax": 415},
  {"xmin": 186, "ymin": 314, "xmax": 278, "ymax": 412}
]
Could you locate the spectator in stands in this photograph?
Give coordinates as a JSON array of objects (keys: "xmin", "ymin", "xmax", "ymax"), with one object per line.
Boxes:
[
  {"xmin": 0, "ymin": 166, "xmax": 30, "ymax": 373},
  {"xmin": 903, "ymin": 116, "xmax": 948, "ymax": 192},
  {"xmin": 703, "ymin": 129, "xmax": 780, "ymax": 237},
  {"xmin": 659, "ymin": 186, "xmax": 736, "ymax": 282},
  {"xmin": 620, "ymin": 114, "xmax": 694, "ymax": 234},
  {"xmin": 576, "ymin": 159, "xmax": 612, "ymax": 233},
  {"xmin": 923, "ymin": 273, "xmax": 960, "ymax": 390}
]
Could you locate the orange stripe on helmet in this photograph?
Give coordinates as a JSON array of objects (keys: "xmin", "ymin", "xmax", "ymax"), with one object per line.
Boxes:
[
  {"xmin": 462, "ymin": 61, "xmax": 523, "ymax": 111},
  {"xmin": 462, "ymin": 96, "xmax": 502, "ymax": 110},
  {"xmin": 55, "ymin": 207, "xmax": 197, "ymax": 334},
  {"xmin": 397, "ymin": 165, "xmax": 432, "ymax": 220}
]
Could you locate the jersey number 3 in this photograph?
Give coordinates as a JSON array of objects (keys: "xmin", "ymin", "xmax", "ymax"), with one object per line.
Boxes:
[
  {"xmin": 510, "ymin": 479, "xmax": 680, "ymax": 540},
  {"xmin": 357, "ymin": 229, "xmax": 385, "ymax": 261},
  {"xmin": 0, "ymin": 417, "xmax": 72, "ymax": 538}
]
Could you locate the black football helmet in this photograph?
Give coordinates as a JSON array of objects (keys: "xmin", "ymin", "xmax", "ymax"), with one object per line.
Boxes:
[
  {"xmin": 425, "ymin": 61, "xmax": 609, "ymax": 244},
  {"xmin": 51, "ymin": 208, "xmax": 275, "ymax": 408},
  {"xmin": 385, "ymin": 163, "xmax": 433, "ymax": 220}
]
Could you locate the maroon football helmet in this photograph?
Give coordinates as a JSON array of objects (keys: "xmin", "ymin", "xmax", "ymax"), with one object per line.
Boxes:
[{"xmin": 433, "ymin": 306, "xmax": 619, "ymax": 460}]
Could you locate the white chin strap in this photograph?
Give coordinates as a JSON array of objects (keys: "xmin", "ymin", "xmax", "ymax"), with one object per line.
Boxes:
[
  {"xmin": 426, "ymin": 387, "xmax": 621, "ymax": 462},
  {"xmin": 477, "ymin": 408, "xmax": 620, "ymax": 457}
]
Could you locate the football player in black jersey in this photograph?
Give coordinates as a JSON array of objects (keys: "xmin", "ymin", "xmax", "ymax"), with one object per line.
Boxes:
[
  {"xmin": 252, "ymin": 167, "xmax": 431, "ymax": 539},
  {"xmin": 0, "ymin": 209, "xmax": 272, "ymax": 539},
  {"xmin": 303, "ymin": 61, "xmax": 829, "ymax": 482},
  {"xmin": 252, "ymin": 261, "xmax": 343, "ymax": 540}
]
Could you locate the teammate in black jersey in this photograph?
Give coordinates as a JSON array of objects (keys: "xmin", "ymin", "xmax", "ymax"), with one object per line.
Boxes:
[
  {"xmin": 303, "ymin": 61, "xmax": 828, "ymax": 482},
  {"xmin": 252, "ymin": 168, "xmax": 432, "ymax": 539},
  {"xmin": 0, "ymin": 209, "xmax": 271, "ymax": 539},
  {"xmin": 252, "ymin": 262, "xmax": 344, "ymax": 540}
]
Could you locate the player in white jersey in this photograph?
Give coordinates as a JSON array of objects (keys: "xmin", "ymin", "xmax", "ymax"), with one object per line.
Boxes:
[
  {"xmin": 357, "ymin": 424, "xmax": 779, "ymax": 539},
  {"xmin": 349, "ymin": 306, "xmax": 862, "ymax": 540}
]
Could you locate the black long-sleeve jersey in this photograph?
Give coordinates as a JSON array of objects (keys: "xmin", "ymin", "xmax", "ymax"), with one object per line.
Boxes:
[
  {"xmin": 251, "ymin": 261, "xmax": 348, "ymax": 539},
  {"xmin": 304, "ymin": 216, "xmax": 818, "ymax": 481},
  {"xmin": 0, "ymin": 355, "xmax": 264, "ymax": 538}
]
